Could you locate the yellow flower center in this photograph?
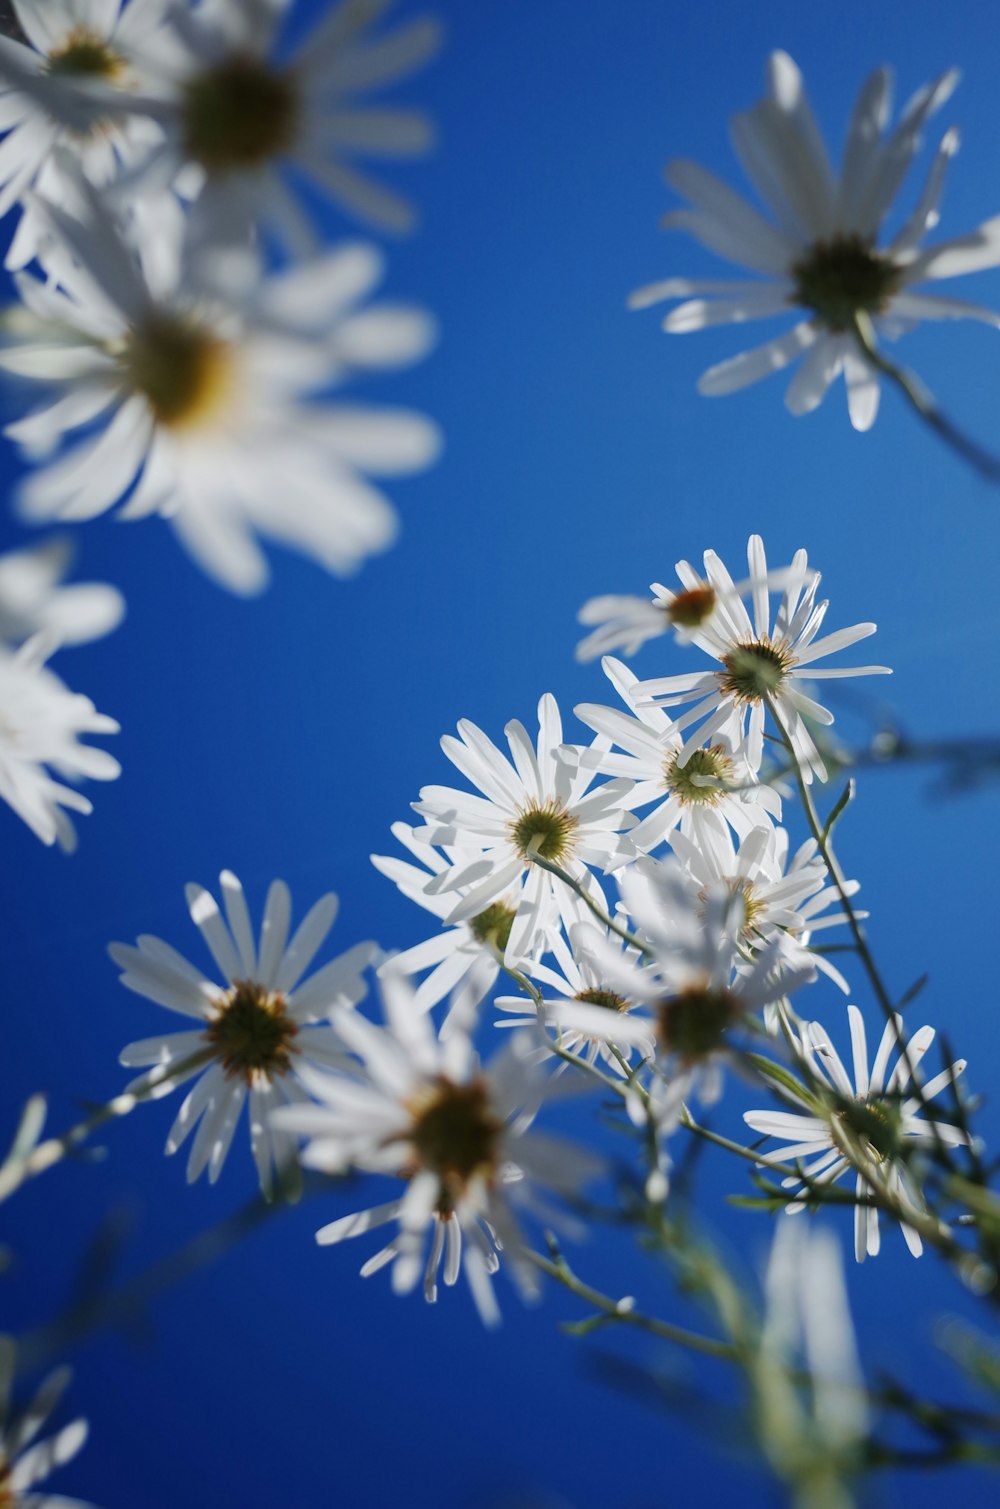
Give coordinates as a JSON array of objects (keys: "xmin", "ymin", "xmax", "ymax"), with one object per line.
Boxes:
[
  {"xmin": 121, "ymin": 314, "xmax": 234, "ymax": 429},
  {"xmin": 664, "ymin": 744, "xmax": 734, "ymax": 806},
  {"xmin": 204, "ymin": 980, "xmax": 299, "ymax": 1083},
  {"xmin": 510, "ymin": 801, "xmax": 579, "ymax": 863},
  {"xmin": 183, "ymin": 54, "xmax": 299, "ymax": 172},
  {"xmin": 468, "ymin": 902, "xmax": 516, "ymax": 953},
  {"xmin": 576, "ymin": 986, "xmax": 631, "ymax": 1013},
  {"xmin": 46, "ymin": 28, "xmax": 124, "ymax": 80},
  {"xmin": 718, "ymin": 637, "xmax": 795, "ymax": 705}
]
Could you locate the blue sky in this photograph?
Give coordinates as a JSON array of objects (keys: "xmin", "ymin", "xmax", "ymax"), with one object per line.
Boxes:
[{"xmin": 4, "ymin": 2, "xmax": 1000, "ymax": 1505}]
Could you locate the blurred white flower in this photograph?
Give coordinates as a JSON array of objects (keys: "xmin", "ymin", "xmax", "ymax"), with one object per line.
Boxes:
[
  {"xmin": 0, "ymin": 1345, "xmax": 99, "ymax": 1509},
  {"xmin": 0, "ymin": 632, "xmax": 119, "ymax": 850},
  {"xmin": 0, "ymin": 0, "xmax": 178, "ymax": 269},
  {"xmin": 410, "ymin": 693, "xmax": 637, "ymax": 964},
  {"xmin": 744, "ymin": 1004, "xmax": 967, "ymax": 1260},
  {"xmin": 111, "ymin": 870, "xmax": 379, "ymax": 1196},
  {"xmin": 0, "ymin": 193, "xmax": 440, "ymax": 593},
  {"xmin": 133, "ymin": 0, "xmax": 441, "ymax": 243},
  {"xmin": 631, "ymin": 536, "xmax": 890, "ymax": 781},
  {"xmin": 274, "ymin": 968, "xmax": 601, "ymax": 1326},
  {"xmin": 0, "ymin": 536, "xmax": 123, "ymax": 648},
  {"xmin": 631, "ymin": 53, "xmax": 1000, "ymax": 429}
]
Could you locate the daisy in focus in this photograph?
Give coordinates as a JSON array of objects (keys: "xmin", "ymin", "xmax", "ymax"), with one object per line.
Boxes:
[
  {"xmin": 570, "ymin": 653, "xmax": 781, "ymax": 853},
  {"xmin": 111, "ymin": 871, "xmax": 379, "ymax": 1196},
  {"xmin": 410, "ymin": 692, "xmax": 638, "ymax": 964},
  {"xmin": 631, "ymin": 535, "xmax": 890, "ymax": 780},
  {"xmin": 744, "ymin": 1004, "xmax": 967, "ymax": 1260},
  {"xmin": 132, "ymin": 0, "xmax": 441, "ymax": 244},
  {"xmin": 273, "ymin": 968, "xmax": 601, "ymax": 1326},
  {"xmin": 0, "ymin": 535, "xmax": 123, "ymax": 647},
  {"xmin": 630, "ymin": 52, "xmax": 1000, "ymax": 429},
  {"xmin": 0, "ymin": 632, "xmax": 119, "ymax": 850},
  {"xmin": 0, "ymin": 195, "xmax": 440, "ymax": 593},
  {"xmin": 0, "ymin": 1345, "xmax": 99, "ymax": 1509},
  {"xmin": 0, "ymin": 0, "xmax": 177, "ymax": 269}
]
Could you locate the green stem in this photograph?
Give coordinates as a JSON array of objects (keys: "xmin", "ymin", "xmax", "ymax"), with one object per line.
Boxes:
[
  {"xmin": 526, "ymin": 1246, "xmax": 736, "ymax": 1359},
  {"xmin": 0, "ymin": 1049, "xmax": 216, "ymax": 1204},
  {"xmin": 852, "ymin": 311, "xmax": 1000, "ymax": 484},
  {"xmin": 525, "ymin": 850, "xmax": 648, "ymax": 953}
]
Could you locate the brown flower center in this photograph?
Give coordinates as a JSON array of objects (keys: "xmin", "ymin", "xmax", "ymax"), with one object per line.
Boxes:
[
  {"xmin": 792, "ymin": 233, "xmax": 900, "ymax": 332},
  {"xmin": 204, "ymin": 980, "xmax": 298, "ymax": 1082},
  {"xmin": 468, "ymin": 902, "xmax": 516, "ymax": 953},
  {"xmin": 407, "ymin": 1076, "xmax": 501, "ymax": 1211},
  {"xmin": 47, "ymin": 28, "xmax": 124, "ymax": 79},
  {"xmin": 666, "ymin": 584, "xmax": 716, "ymax": 629},
  {"xmin": 576, "ymin": 986, "xmax": 631, "ymax": 1013},
  {"xmin": 657, "ymin": 984, "xmax": 739, "ymax": 1062},
  {"xmin": 183, "ymin": 55, "xmax": 299, "ymax": 172}
]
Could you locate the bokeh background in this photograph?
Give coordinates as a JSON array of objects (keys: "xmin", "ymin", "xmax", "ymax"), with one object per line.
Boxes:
[{"xmin": 4, "ymin": 0, "xmax": 1000, "ymax": 1504}]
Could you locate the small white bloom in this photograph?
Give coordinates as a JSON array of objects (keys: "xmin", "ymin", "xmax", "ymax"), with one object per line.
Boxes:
[
  {"xmin": 667, "ymin": 812, "xmax": 862, "ymax": 992},
  {"xmin": 632, "ymin": 536, "xmax": 890, "ymax": 781},
  {"xmin": 0, "ymin": 194, "xmax": 440, "ymax": 594},
  {"xmin": 0, "ymin": 535, "xmax": 124, "ymax": 648},
  {"xmin": 631, "ymin": 52, "xmax": 1000, "ymax": 429},
  {"xmin": 744, "ymin": 1004, "xmax": 967, "ymax": 1260},
  {"xmin": 111, "ymin": 870, "xmax": 379, "ymax": 1196},
  {"xmin": 0, "ymin": 632, "xmax": 119, "ymax": 850},
  {"xmin": 495, "ymin": 915, "xmax": 655, "ymax": 1075},
  {"xmin": 371, "ymin": 821, "xmax": 549, "ymax": 1025},
  {"xmin": 410, "ymin": 692, "xmax": 638, "ymax": 963},
  {"xmin": 274, "ymin": 968, "xmax": 601, "ymax": 1326},
  {"xmin": 132, "ymin": 0, "xmax": 441, "ymax": 243},
  {"xmin": 0, "ymin": 1344, "xmax": 99, "ymax": 1509},
  {"xmin": 553, "ymin": 859, "xmax": 816, "ymax": 1132},
  {"xmin": 571, "ymin": 653, "xmax": 780, "ymax": 853}
]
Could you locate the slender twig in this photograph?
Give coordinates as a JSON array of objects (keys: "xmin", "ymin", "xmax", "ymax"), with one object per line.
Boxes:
[
  {"xmin": 524, "ymin": 849, "xmax": 648, "ymax": 953},
  {"xmin": 0, "ymin": 1050, "xmax": 216, "ymax": 1204},
  {"xmin": 852, "ymin": 311, "xmax": 1000, "ymax": 484}
]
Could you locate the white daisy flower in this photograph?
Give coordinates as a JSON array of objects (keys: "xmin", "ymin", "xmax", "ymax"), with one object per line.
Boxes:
[
  {"xmin": 273, "ymin": 968, "xmax": 601, "ymax": 1326},
  {"xmin": 571, "ymin": 653, "xmax": 781, "ymax": 853},
  {"xmin": 410, "ymin": 692, "xmax": 638, "ymax": 964},
  {"xmin": 553, "ymin": 860, "xmax": 816, "ymax": 1133},
  {"xmin": 495, "ymin": 915, "xmax": 655, "ymax": 1075},
  {"xmin": 630, "ymin": 52, "xmax": 1000, "ymax": 430},
  {"xmin": 744, "ymin": 1004, "xmax": 967, "ymax": 1261},
  {"xmin": 0, "ymin": 1347, "xmax": 99, "ymax": 1509},
  {"xmin": 632, "ymin": 535, "xmax": 891, "ymax": 781},
  {"xmin": 0, "ymin": 0, "xmax": 178, "ymax": 269},
  {"xmin": 371, "ymin": 821, "xmax": 555, "ymax": 1025},
  {"xmin": 0, "ymin": 194, "xmax": 440, "ymax": 594},
  {"xmin": 110, "ymin": 870, "xmax": 379, "ymax": 1196},
  {"xmin": 130, "ymin": 0, "xmax": 441, "ymax": 243},
  {"xmin": 0, "ymin": 535, "xmax": 123, "ymax": 647},
  {"xmin": 0, "ymin": 632, "xmax": 119, "ymax": 850},
  {"xmin": 667, "ymin": 812, "xmax": 862, "ymax": 992}
]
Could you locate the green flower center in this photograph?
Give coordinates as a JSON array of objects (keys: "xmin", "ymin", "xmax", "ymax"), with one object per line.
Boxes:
[
  {"xmin": 468, "ymin": 902, "xmax": 516, "ymax": 953},
  {"xmin": 836, "ymin": 1096, "xmax": 902, "ymax": 1165},
  {"xmin": 408, "ymin": 1077, "xmax": 501, "ymax": 1208},
  {"xmin": 510, "ymin": 802, "xmax": 579, "ymax": 863},
  {"xmin": 204, "ymin": 980, "xmax": 299, "ymax": 1082},
  {"xmin": 666, "ymin": 584, "xmax": 716, "ymax": 629},
  {"xmin": 47, "ymin": 29, "xmax": 124, "ymax": 79},
  {"xmin": 183, "ymin": 55, "xmax": 299, "ymax": 172},
  {"xmin": 664, "ymin": 743, "xmax": 734, "ymax": 806},
  {"xmin": 792, "ymin": 234, "xmax": 900, "ymax": 332},
  {"xmin": 576, "ymin": 987, "xmax": 630, "ymax": 1013},
  {"xmin": 718, "ymin": 638, "xmax": 794, "ymax": 704},
  {"xmin": 121, "ymin": 314, "xmax": 233, "ymax": 428},
  {"xmin": 658, "ymin": 985, "xmax": 738, "ymax": 1061}
]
